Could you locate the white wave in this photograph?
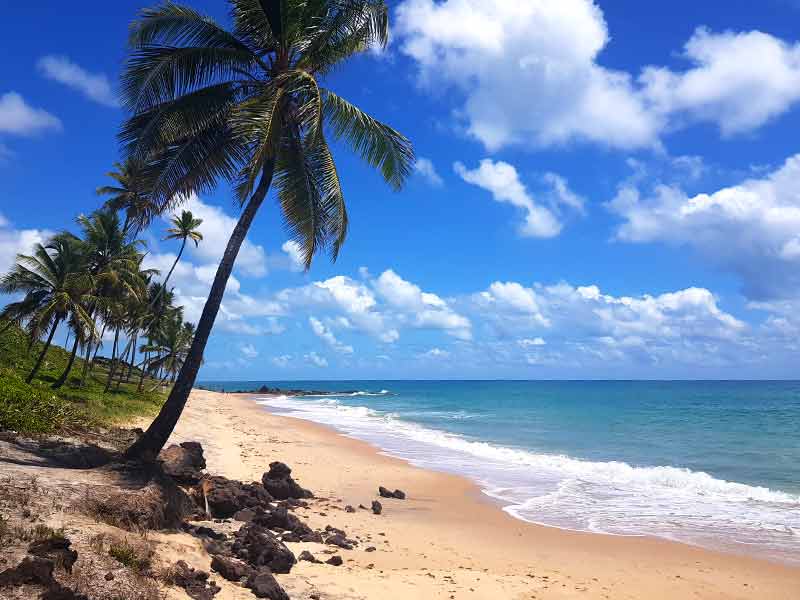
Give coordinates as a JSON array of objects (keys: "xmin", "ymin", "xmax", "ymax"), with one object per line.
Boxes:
[{"xmin": 254, "ymin": 394, "xmax": 800, "ymax": 563}]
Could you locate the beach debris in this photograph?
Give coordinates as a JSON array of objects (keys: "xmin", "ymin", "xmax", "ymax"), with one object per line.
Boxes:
[
  {"xmin": 197, "ymin": 475, "xmax": 273, "ymax": 519},
  {"xmin": 232, "ymin": 523, "xmax": 296, "ymax": 574},
  {"xmin": 371, "ymin": 500, "xmax": 382, "ymax": 515},
  {"xmin": 167, "ymin": 560, "xmax": 220, "ymax": 600},
  {"xmin": 245, "ymin": 569, "xmax": 290, "ymax": 600},
  {"xmin": 210, "ymin": 555, "xmax": 254, "ymax": 583},
  {"xmin": 262, "ymin": 461, "xmax": 313, "ymax": 500},
  {"xmin": 159, "ymin": 441, "xmax": 206, "ymax": 484},
  {"xmin": 325, "ymin": 555, "xmax": 343, "ymax": 566},
  {"xmin": 378, "ymin": 486, "xmax": 406, "ymax": 499},
  {"xmin": 298, "ymin": 550, "xmax": 322, "ymax": 564}
]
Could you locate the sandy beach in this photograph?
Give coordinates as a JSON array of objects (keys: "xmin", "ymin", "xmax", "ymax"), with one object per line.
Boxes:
[{"xmin": 147, "ymin": 389, "xmax": 800, "ymax": 600}]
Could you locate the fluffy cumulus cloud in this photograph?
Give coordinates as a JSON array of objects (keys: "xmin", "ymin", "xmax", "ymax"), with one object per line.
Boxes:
[
  {"xmin": 305, "ymin": 351, "xmax": 329, "ymax": 368},
  {"xmin": 240, "ymin": 344, "xmax": 259, "ymax": 359},
  {"xmin": 455, "ymin": 160, "xmax": 564, "ymax": 237},
  {"xmin": 0, "ymin": 213, "xmax": 52, "ymax": 275},
  {"xmin": 608, "ymin": 153, "xmax": 800, "ymax": 299},
  {"xmin": 414, "ymin": 157, "xmax": 444, "ymax": 186},
  {"xmin": 309, "ymin": 316, "xmax": 354, "ymax": 354},
  {"xmin": 37, "ymin": 55, "xmax": 119, "ymax": 107},
  {"xmin": 394, "ymin": 0, "xmax": 800, "ymax": 150},
  {"xmin": 0, "ymin": 92, "xmax": 61, "ymax": 136}
]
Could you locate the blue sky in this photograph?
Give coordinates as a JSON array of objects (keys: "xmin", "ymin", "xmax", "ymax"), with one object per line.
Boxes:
[{"xmin": 2, "ymin": 0, "xmax": 800, "ymax": 379}]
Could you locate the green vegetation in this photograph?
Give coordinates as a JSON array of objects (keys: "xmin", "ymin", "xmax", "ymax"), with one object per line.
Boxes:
[
  {"xmin": 0, "ymin": 318, "xmax": 164, "ymax": 434},
  {"xmin": 108, "ymin": 537, "xmax": 154, "ymax": 573}
]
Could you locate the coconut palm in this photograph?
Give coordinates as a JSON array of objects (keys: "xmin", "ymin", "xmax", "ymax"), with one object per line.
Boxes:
[
  {"xmin": 160, "ymin": 210, "xmax": 203, "ymax": 298},
  {"xmin": 98, "ymin": 158, "xmax": 158, "ymax": 237},
  {"xmin": 0, "ymin": 236, "xmax": 93, "ymax": 383},
  {"xmin": 121, "ymin": 0, "xmax": 413, "ymax": 460}
]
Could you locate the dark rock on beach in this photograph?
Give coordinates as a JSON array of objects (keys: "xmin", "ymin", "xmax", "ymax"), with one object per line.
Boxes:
[
  {"xmin": 371, "ymin": 500, "xmax": 382, "ymax": 515},
  {"xmin": 28, "ymin": 537, "xmax": 78, "ymax": 573},
  {"xmin": 169, "ymin": 561, "xmax": 220, "ymax": 600},
  {"xmin": 159, "ymin": 441, "xmax": 206, "ymax": 484},
  {"xmin": 298, "ymin": 550, "xmax": 321, "ymax": 563},
  {"xmin": 199, "ymin": 475, "xmax": 273, "ymax": 518},
  {"xmin": 379, "ymin": 486, "xmax": 406, "ymax": 499},
  {"xmin": 232, "ymin": 523, "xmax": 296, "ymax": 574},
  {"xmin": 262, "ymin": 462, "xmax": 313, "ymax": 500},
  {"xmin": 325, "ymin": 555, "xmax": 343, "ymax": 567},
  {"xmin": 210, "ymin": 555, "xmax": 255, "ymax": 583},
  {"xmin": 246, "ymin": 569, "xmax": 290, "ymax": 600}
]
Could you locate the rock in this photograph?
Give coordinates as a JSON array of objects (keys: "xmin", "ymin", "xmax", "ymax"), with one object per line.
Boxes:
[
  {"xmin": 298, "ymin": 550, "xmax": 321, "ymax": 564},
  {"xmin": 169, "ymin": 560, "xmax": 220, "ymax": 600},
  {"xmin": 159, "ymin": 442, "xmax": 206, "ymax": 484},
  {"xmin": 41, "ymin": 584, "xmax": 89, "ymax": 600},
  {"xmin": 253, "ymin": 506, "xmax": 312, "ymax": 536},
  {"xmin": 325, "ymin": 555, "xmax": 343, "ymax": 567},
  {"xmin": 104, "ymin": 572, "xmax": 115, "ymax": 581},
  {"xmin": 0, "ymin": 556, "xmax": 54, "ymax": 587},
  {"xmin": 232, "ymin": 523, "xmax": 296, "ymax": 574},
  {"xmin": 325, "ymin": 533, "xmax": 354, "ymax": 550},
  {"xmin": 182, "ymin": 523, "xmax": 228, "ymax": 541},
  {"xmin": 371, "ymin": 500, "xmax": 382, "ymax": 515},
  {"xmin": 262, "ymin": 462, "xmax": 313, "ymax": 500},
  {"xmin": 233, "ymin": 508, "xmax": 256, "ymax": 522},
  {"xmin": 246, "ymin": 569, "xmax": 290, "ymax": 600},
  {"xmin": 344, "ymin": 505, "xmax": 356, "ymax": 513},
  {"xmin": 378, "ymin": 486, "xmax": 406, "ymax": 499},
  {"xmin": 28, "ymin": 536, "xmax": 78, "ymax": 573},
  {"xmin": 210, "ymin": 555, "xmax": 255, "ymax": 582},
  {"xmin": 365, "ymin": 546, "xmax": 376, "ymax": 552},
  {"xmin": 199, "ymin": 476, "xmax": 273, "ymax": 519}
]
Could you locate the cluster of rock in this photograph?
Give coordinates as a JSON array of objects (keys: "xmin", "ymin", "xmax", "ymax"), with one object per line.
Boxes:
[{"xmin": 0, "ymin": 536, "xmax": 86, "ymax": 599}]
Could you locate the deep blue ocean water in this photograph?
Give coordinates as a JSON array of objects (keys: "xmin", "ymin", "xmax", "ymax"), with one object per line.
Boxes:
[{"xmin": 198, "ymin": 380, "xmax": 800, "ymax": 563}]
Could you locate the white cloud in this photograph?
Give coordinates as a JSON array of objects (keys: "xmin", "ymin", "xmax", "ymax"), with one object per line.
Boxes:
[
  {"xmin": 419, "ymin": 347, "xmax": 450, "ymax": 359},
  {"xmin": 305, "ymin": 351, "xmax": 329, "ymax": 367},
  {"xmin": 240, "ymin": 344, "xmax": 259, "ymax": 359},
  {"xmin": 608, "ymin": 153, "xmax": 800, "ymax": 299},
  {"xmin": 37, "ymin": 55, "xmax": 119, "ymax": 107},
  {"xmin": 455, "ymin": 159, "xmax": 562, "ymax": 237},
  {"xmin": 309, "ymin": 316, "xmax": 354, "ymax": 354},
  {"xmin": 373, "ymin": 269, "xmax": 472, "ymax": 339},
  {"xmin": 280, "ymin": 241, "xmax": 305, "ymax": 272},
  {"xmin": 518, "ymin": 337, "xmax": 546, "ymax": 347},
  {"xmin": 272, "ymin": 354, "xmax": 293, "ymax": 368},
  {"xmin": 640, "ymin": 28, "xmax": 800, "ymax": 135},
  {"xmin": 414, "ymin": 157, "xmax": 444, "ymax": 186},
  {"xmin": 395, "ymin": 1, "xmax": 800, "ymax": 150},
  {"xmin": 542, "ymin": 173, "xmax": 586, "ymax": 215},
  {"xmin": 0, "ymin": 213, "xmax": 53, "ymax": 276},
  {"xmin": 169, "ymin": 194, "xmax": 268, "ymax": 277},
  {"xmin": 0, "ymin": 92, "xmax": 61, "ymax": 136},
  {"xmin": 395, "ymin": 0, "xmax": 658, "ymax": 150}
]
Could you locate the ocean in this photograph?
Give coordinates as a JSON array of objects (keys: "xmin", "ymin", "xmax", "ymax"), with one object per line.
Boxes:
[{"xmin": 197, "ymin": 380, "xmax": 800, "ymax": 563}]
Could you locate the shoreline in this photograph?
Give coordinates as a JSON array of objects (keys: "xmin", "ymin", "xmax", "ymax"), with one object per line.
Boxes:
[{"xmin": 162, "ymin": 389, "xmax": 800, "ymax": 599}]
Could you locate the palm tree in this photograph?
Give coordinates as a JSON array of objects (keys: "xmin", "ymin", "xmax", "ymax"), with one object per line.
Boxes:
[
  {"xmin": 0, "ymin": 237, "xmax": 93, "ymax": 383},
  {"xmin": 97, "ymin": 158, "xmax": 157, "ymax": 237},
  {"xmin": 121, "ymin": 0, "xmax": 413, "ymax": 460},
  {"xmin": 158, "ymin": 210, "xmax": 203, "ymax": 302}
]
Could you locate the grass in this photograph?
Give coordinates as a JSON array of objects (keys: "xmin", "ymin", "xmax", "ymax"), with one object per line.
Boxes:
[{"xmin": 0, "ymin": 320, "xmax": 166, "ymax": 434}]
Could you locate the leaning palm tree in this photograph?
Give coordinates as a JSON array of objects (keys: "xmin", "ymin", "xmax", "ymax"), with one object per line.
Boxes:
[
  {"xmin": 121, "ymin": 0, "xmax": 413, "ymax": 460},
  {"xmin": 98, "ymin": 158, "xmax": 158, "ymax": 237}
]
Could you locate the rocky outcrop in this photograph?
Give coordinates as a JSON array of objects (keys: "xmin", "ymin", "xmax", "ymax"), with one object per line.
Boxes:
[
  {"xmin": 28, "ymin": 537, "xmax": 77, "ymax": 573},
  {"xmin": 198, "ymin": 475, "xmax": 273, "ymax": 519},
  {"xmin": 262, "ymin": 462, "xmax": 312, "ymax": 500},
  {"xmin": 209, "ymin": 555, "xmax": 254, "ymax": 583},
  {"xmin": 245, "ymin": 569, "xmax": 290, "ymax": 600},
  {"xmin": 159, "ymin": 442, "xmax": 206, "ymax": 484},
  {"xmin": 231, "ymin": 523, "xmax": 296, "ymax": 574},
  {"xmin": 169, "ymin": 561, "xmax": 220, "ymax": 600}
]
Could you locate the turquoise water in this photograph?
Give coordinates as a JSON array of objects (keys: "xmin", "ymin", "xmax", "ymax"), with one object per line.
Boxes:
[{"xmin": 199, "ymin": 380, "xmax": 800, "ymax": 562}]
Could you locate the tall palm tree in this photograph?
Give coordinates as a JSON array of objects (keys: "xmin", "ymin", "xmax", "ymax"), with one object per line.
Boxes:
[
  {"xmin": 97, "ymin": 158, "xmax": 157, "ymax": 237},
  {"xmin": 0, "ymin": 237, "xmax": 93, "ymax": 383},
  {"xmin": 160, "ymin": 210, "xmax": 203, "ymax": 300},
  {"xmin": 121, "ymin": 0, "xmax": 413, "ymax": 460}
]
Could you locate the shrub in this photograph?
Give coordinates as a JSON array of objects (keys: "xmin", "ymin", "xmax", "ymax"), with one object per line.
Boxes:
[{"xmin": 0, "ymin": 372, "xmax": 82, "ymax": 433}]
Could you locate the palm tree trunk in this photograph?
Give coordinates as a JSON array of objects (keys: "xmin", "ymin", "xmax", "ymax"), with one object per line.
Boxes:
[
  {"xmin": 89, "ymin": 322, "xmax": 107, "ymax": 373},
  {"xmin": 126, "ymin": 162, "xmax": 275, "ymax": 461},
  {"xmin": 126, "ymin": 332, "xmax": 138, "ymax": 382},
  {"xmin": 52, "ymin": 334, "xmax": 80, "ymax": 389},
  {"xmin": 104, "ymin": 328, "xmax": 120, "ymax": 393},
  {"xmin": 137, "ymin": 350, "xmax": 149, "ymax": 392},
  {"xmin": 26, "ymin": 317, "xmax": 61, "ymax": 383}
]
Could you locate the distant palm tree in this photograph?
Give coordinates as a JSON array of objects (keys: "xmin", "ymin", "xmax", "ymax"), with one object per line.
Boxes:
[
  {"xmin": 0, "ymin": 237, "xmax": 93, "ymax": 383},
  {"xmin": 121, "ymin": 0, "xmax": 414, "ymax": 460},
  {"xmin": 97, "ymin": 158, "xmax": 157, "ymax": 237},
  {"xmin": 161, "ymin": 210, "xmax": 203, "ymax": 294}
]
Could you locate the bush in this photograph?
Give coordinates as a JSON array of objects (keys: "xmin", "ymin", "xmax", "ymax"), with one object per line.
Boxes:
[{"xmin": 0, "ymin": 372, "xmax": 82, "ymax": 433}]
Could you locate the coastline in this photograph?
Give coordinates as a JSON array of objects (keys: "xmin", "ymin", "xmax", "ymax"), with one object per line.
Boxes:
[{"xmin": 162, "ymin": 389, "xmax": 800, "ymax": 599}]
